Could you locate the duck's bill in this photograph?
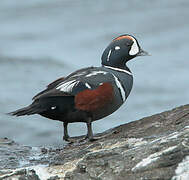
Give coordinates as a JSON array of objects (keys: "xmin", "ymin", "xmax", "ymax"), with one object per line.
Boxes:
[{"xmin": 137, "ymin": 49, "xmax": 151, "ymax": 56}]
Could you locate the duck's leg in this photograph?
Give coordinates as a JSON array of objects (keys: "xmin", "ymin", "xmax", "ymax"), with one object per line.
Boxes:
[
  {"xmin": 63, "ymin": 122, "xmax": 70, "ymax": 141},
  {"xmin": 86, "ymin": 120, "xmax": 93, "ymax": 141},
  {"xmin": 86, "ymin": 117, "xmax": 98, "ymax": 141}
]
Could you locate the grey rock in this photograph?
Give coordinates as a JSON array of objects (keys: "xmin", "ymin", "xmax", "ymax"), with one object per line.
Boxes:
[{"xmin": 0, "ymin": 105, "xmax": 189, "ymax": 180}]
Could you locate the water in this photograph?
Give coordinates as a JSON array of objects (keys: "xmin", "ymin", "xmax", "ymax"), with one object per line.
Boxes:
[{"xmin": 0, "ymin": 0, "xmax": 189, "ymax": 146}]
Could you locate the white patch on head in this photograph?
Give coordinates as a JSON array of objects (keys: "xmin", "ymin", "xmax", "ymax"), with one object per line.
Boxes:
[
  {"xmin": 51, "ymin": 106, "xmax": 56, "ymax": 110},
  {"xmin": 112, "ymin": 74, "xmax": 126, "ymax": 102},
  {"xmin": 129, "ymin": 37, "xmax": 139, "ymax": 56},
  {"xmin": 107, "ymin": 49, "xmax": 112, "ymax": 61},
  {"xmin": 56, "ymin": 80, "xmax": 79, "ymax": 92},
  {"xmin": 85, "ymin": 83, "xmax": 91, "ymax": 89},
  {"xmin": 115, "ymin": 46, "xmax": 120, "ymax": 50},
  {"xmin": 85, "ymin": 71, "xmax": 107, "ymax": 77}
]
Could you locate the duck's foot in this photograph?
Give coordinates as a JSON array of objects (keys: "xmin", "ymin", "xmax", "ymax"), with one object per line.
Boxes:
[
  {"xmin": 84, "ymin": 135, "xmax": 101, "ymax": 142},
  {"xmin": 63, "ymin": 135, "xmax": 73, "ymax": 142}
]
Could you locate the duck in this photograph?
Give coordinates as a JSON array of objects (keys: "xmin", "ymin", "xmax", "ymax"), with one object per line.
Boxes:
[{"xmin": 9, "ymin": 34, "xmax": 149, "ymax": 141}]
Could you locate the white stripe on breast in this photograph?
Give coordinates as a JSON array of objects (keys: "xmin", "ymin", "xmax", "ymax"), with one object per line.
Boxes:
[{"xmin": 111, "ymin": 74, "xmax": 126, "ymax": 102}]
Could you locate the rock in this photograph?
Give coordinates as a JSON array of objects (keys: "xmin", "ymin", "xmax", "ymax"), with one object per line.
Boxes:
[{"xmin": 0, "ymin": 104, "xmax": 189, "ymax": 180}]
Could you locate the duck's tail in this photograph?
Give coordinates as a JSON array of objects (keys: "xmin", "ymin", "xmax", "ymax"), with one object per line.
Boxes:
[{"xmin": 8, "ymin": 102, "xmax": 44, "ymax": 116}]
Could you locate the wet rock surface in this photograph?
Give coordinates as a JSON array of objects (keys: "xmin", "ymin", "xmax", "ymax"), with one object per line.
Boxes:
[{"xmin": 0, "ymin": 104, "xmax": 189, "ymax": 180}]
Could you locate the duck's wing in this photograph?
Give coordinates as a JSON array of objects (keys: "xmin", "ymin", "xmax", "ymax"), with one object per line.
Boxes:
[{"xmin": 32, "ymin": 67, "xmax": 115, "ymax": 111}]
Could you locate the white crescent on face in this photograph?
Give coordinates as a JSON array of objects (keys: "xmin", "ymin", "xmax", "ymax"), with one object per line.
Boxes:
[{"xmin": 129, "ymin": 37, "xmax": 139, "ymax": 56}]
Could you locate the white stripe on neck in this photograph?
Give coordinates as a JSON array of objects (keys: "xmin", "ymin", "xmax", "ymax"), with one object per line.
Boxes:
[{"xmin": 104, "ymin": 65, "xmax": 132, "ymax": 76}]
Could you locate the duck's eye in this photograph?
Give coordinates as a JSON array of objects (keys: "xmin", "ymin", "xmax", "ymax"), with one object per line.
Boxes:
[{"xmin": 126, "ymin": 43, "xmax": 132, "ymax": 47}]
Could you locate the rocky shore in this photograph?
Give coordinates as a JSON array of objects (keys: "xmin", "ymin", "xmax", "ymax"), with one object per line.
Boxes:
[{"xmin": 0, "ymin": 104, "xmax": 189, "ymax": 180}]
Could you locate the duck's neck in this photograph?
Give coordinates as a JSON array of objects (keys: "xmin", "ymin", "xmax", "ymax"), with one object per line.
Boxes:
[
  {"xmin": 102, "ymin": 64, "xmax": 132, "ymax": 75},
  {"xmin": 102, "ymin": 62, "xmax": 132, "ymax": 73}
]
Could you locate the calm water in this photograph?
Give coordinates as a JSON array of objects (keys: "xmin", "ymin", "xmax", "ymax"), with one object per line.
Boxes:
[{"xmin": 0, "ymin": 0, "xmax": 189, "ymax": 146}]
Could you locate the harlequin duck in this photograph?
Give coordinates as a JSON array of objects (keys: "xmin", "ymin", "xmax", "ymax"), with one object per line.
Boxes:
[{"xmin": 9, "ymin": 34, "xmax": 149, "ymax": 141}]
